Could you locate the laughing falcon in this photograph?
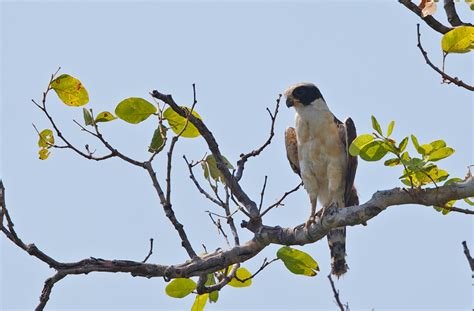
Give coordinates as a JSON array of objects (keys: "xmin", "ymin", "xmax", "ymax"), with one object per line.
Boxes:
[{"xmin": 284, "ymin": 82, "xmax": 359, "ymax": 277}]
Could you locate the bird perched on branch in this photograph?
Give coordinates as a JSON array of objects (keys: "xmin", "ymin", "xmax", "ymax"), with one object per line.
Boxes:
[{"xmin": 284, "ymin": 82, "xmax": 359, "ymax": 277}]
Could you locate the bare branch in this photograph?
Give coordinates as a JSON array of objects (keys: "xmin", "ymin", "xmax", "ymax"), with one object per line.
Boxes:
[
  {"xmin": 416, "ymin": 24, "xmax": 474, "ymax": 92},
  {"xmin": 142, "ymin": 238, "xmax": 154, "ymax": 263},
  {"xmin": 224, "ymin": 186, "xmax": 240, "ymax": 246},
  {"xmin": 208, "ymin": 213, "xmax": 231, "ymax": 247},
  {"xmin": 36, "ymin": 272, "xmax": 66, "ymax": 311},
  {"xmin": 238, "ymin": 257, "xmax": 279, "ymax": 283},
  {"xmin": 258, "ymin": 176, "xmax": 268, "ymax": 213},
  {"xmin": 462, "ymin": 241, "xmax": 474, "ymax": 273},
  {"xmin": 261, "ymin": 182, "xmax": 303, "ymax": 217},
  {"xmin": 235, "ymin": 95, "xmax": 281, "ymax": 181},
  {"xmin": 399, "ymin": 0, "xmax": 452, "ymax": 34},
  {"xmin": 184, "ymin": 155, "xmax": 223, "ymax": 207},
  {"xmin": 144, "ymin": 162, "xmax": 197, "ymax": 259},
  {"xmin": 328, "ymin": 274, "xmax": 348, "ymax": 311},
  {"xmin": 443, "ymin": 0, "xmax": 472, "ymax": 27},
  {"xmin": 151, "ymin": 90, "xmax": 261, "ymax": 223}
]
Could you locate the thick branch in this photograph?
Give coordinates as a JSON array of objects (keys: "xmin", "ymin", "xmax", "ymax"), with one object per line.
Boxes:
[
  {"xmin": 399, "ymin": 0, "xmax": 452, "ymax": 34},
  {"xmin": 416, "ymin": 24, "xmax": 474, "ymax": 92},
  {"xmin": 151, "ymin": 90, "xmax": 261, "ymax": 223},
  {"xmin": 443, "ymin": 0, "xmax": 472, "ymax": 27}
]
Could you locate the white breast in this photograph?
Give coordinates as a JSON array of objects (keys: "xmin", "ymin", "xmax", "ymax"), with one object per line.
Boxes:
[{"xmin": 294, "ymin": 100, "xmax": 347, "ymax": 208}]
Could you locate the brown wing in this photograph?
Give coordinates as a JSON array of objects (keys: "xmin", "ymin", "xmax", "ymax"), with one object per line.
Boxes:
[
  {"xmin": 285, "ymin": 127, "xmax": 300, "ymax": 176},
  {"xmin": 335, "ymin": 117, "xmax": 359, "ymax": 206}
]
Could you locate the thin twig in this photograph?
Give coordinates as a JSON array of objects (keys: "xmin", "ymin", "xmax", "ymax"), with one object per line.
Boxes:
[
  {"xmin": 144, "ymin": 162, "xmax": 197, "ymax": 259},
  {"xmin": 261, "ymin": 182, "xmax": 303, "ymax": 217},
  {"xmin": 142, "ymin": 238, "xmax": 154, "ymax": 263},
  {"xmin": 328, "ymin": 274, "xmax": 348, "ymax": 311},
  {"xmin": 461, "ymin": 241, "xmax": 474, "ymax": 273},
  {"xmin": 258, "ymin": 176, "xmax": 268, "ymax": 213},
  {"xmin": 184, "ymin": 155, "xmax": 224, "ymax": 207},
  {"xmin": 235, "ymin": 95, "xmax": 281, "ymax": 181},
  {"xmin": 208, "ymin": 213, "xmax": 230, "ymax": 247},
  {"xmin": 238, "ymin": 257, "xmax": 279, "ymax": 282},
  {"xmin": 223, "ymin": 186, "xmax": 240, "ymax": 246},
  {"xmin": 416, "ymin": 24, "xmax": 474, "ymax": 92},
  {"xmin": 36, "ymin": 272, "xmax": 66, "ymax": 311},
  {"xmin": 399, "ymin": 0, "xmax": 451, "ymax": 34}
]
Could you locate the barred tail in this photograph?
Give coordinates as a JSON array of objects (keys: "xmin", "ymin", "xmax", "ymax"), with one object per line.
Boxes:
[
  {"xmin": 328, "ymin": 186, "xmax": 358, "ymax": 277},
  {"xmin": 327, "ymin": 227, "xmax": 348, "ymax": 277}
]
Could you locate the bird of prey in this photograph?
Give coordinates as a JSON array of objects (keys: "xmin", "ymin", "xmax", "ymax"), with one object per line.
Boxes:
[{"xmin": 284, "ymin": 82, "xmax": 359, "ymax": 277}]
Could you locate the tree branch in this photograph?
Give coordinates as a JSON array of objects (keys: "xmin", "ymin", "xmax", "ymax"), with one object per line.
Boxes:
[
  {"xmin": 36, "ymin": 272, "xmax": 66, "ymax": 311},
  {"xmin": 399, "ymin": 0, "xmax": 452, "ymax": 34},
  {"xmin": 416, "ymin": 24, "xmax": 474, "ymax": 92},
  {"xmin": 144, "ymin": 162, "xmax": 197, "ymax": 259},
  {"xmin": 443, "ymin": 0, "xmax": 472, "ymax": 27},
  {"xmin": 461, "ymin": 241, "xmax": 474, "ymax": 273},
  {"xmin": 328, "ymin": 274, "xmax": 348, "ymax": 311},
  {"xmin": 235, "ymin": 95, "xmax": 281, "ymax": 181},
  {"xmin": 151, "ymin": 90, "xmax": 261, "ymax": 225},
  {"xmin": 2, "ymin": 177, "xmax": 474, "ymax": 308}
]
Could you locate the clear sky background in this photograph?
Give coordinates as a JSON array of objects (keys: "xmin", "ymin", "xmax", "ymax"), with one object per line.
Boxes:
[{"xmin": 1, "ymin": 1, "xmax": 473, "ymax": 310}]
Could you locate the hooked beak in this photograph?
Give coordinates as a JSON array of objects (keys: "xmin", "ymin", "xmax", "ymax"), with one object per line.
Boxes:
[{"xmin": 286, "ymin": 97, "xmax": 294, "ymax": 108}]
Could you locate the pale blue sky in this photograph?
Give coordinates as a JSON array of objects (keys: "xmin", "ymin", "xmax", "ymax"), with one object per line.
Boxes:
[{"xmin": 1, "ymin": 1, "xmax": 473, "ymax": 310}]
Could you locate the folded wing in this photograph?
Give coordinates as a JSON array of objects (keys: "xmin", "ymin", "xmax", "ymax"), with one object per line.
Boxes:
[{"xmin": 284, "ymin": 127, "xmax": 300, "ymax": 176}]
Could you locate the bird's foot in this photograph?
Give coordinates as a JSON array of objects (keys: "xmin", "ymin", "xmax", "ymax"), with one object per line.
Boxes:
[{"xmin": 305, "ymin": 215, "xmax": 316, "ymax": 228}]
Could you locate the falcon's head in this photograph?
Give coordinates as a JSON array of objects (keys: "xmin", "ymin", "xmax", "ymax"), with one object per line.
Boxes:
[{"xmin": 284, "ymin": 83, "xmax": 325, "ymax": 108}]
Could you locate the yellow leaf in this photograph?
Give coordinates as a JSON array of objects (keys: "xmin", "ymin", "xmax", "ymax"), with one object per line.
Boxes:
[
  {"xmin": 39, "ymin": 148, "xmax": 50, "ymax": 160},
  {"xmin": 50, "ymin": 74, "xmax": 89, "ymax": 106},
  {"xmin": 441, "ymin": 26, "xmax": 474, "ymax": 54}
]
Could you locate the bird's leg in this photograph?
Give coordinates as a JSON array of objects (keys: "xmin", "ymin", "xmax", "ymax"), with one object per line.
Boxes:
[
  {"xmin": 306, "ymin": 198, "xmax": 317, "ymax": 227},
  {"xmin": 321, "ymin": 201, "xmax": 338, "ymax": 220}
]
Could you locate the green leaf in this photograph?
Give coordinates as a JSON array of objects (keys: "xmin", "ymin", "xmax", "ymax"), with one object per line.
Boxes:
[
  {"xmin": 228, "ymin": 267, "xmax": 252, "ymax": 287},
  {"xmin": 429, "ymin": 140, "xmax": 446, "ymax": 151},
  {"xmin": 191, "ymin": 294, "xmax": 209, "ymax": 311},
  {"xmin": 163, "ymin": 107, "xmax": 202, "ymax": 138},
  {"xmin": 441, "ymin": 26, "xmax": 474, "ymax": 54},
  {"xmin": 94, "ymin": 111, "xmax": 117, "ymax": 123},
  {"xmin": 398, "ymin": 137, "xmax": 409, "ymax": 153},
  {"xmin": 419, "ymin": 144, "xmax": 434, "ymax": 155},
  {"xmin": 411, "ymin": 135, "xmax": 424, "ymax": 155},
  {"xmin": 83, "ymin": 108, "xmax": 93, "ymax": 126},
  {"xmin": 276, "ymin": 246, "xmax": 319, "ymax": 276},
  {"xmin": 203, "ymin": 155, "xmax": 234, "ymax": 183},
  {"xmin": 464, "ymin": 197, "xmax": 474, "ymax": 206},
  {"xmin": 359, "ymin": 140, "xmax": 389, "ymax": 161},
  {"xmin": 38, "ymin": 148, "xmax": 50, "ymax": 160},
  {"xmin": 205, "ymin": 274, "xmax": 219, "ymax": 303},
  {"xmin": 403, "ymin": 165, "xmax": 450, "ymax": 187},
  {"xmin": 434, "ymin": 199, "xmax": 456, "ymax": 215},
  {"xmin": 38, "ymin": 129, "xmax": 54, "ymax": 148},
  {"xmin": 165, "ymin": 278, "xmax": 196, "ymax": 298},
  {"xmin": 444, "ymin": 177, "xmax": 463, "ymax": 185},
  {"xmin": 201, "ymin": 162, "xmax": 210, "ymax": 181},
  {"xmin": 50, "ymin": 74, "xmax": 89, "ymax": 106},
  {"xmin": 371, "ymin": 115, "xmax": 383, "ymax": 136},
  {"xmin": 349, "ymin": 134, "xmax": 374, "ymax": 156},
  {"xmin": 426, "ymin": 147, "xmax": 454, "ymax": 161},
  {"xmin": 384, "ymin": 158, "xmax": 400, "ymax": 167},
  {"xmin": 115, "ymin": 97, "xmax": 157, "ymax": 124},
  {"xmin": 148, "ymin": 127, "xmax": 166, "ymax": 153},
  {"xmin": 387, "ymin": 121, "xmax": 395, "ymax": 137}
]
